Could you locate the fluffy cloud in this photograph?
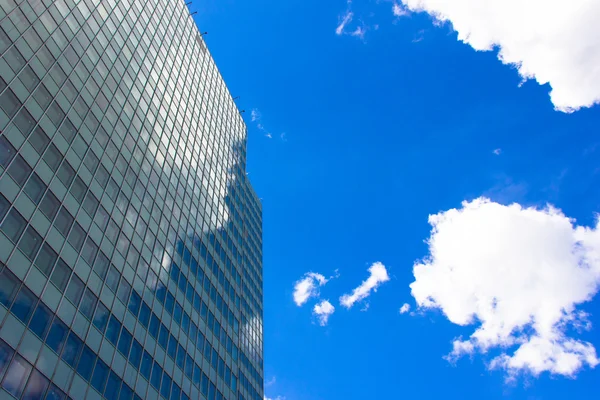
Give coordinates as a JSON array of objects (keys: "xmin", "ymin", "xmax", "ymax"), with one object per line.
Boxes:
[
  {"xmin": 314, "ymin": 300, "xmax": 335, "ymax": 326},
  {"xmin": 293, "ymin": 272, "xmax": 329, "ymax": 306},
  {"xmin": 393, "ymin": 3, "xmax": 409, "ymax": 17},
  {"xmin": 340, "ymin": 262, "xmax": 390, "ymax": 308},
  {"xmin": 399, "ymin": 0, "xmax": 600, "ymax": 112},
  {"xmin": 411, "ymin": 198, "xmax": 600, "ymax": 378},
  {"xmin": 399, "ymin": 303, "xmax": 411, "ymax": 314}
]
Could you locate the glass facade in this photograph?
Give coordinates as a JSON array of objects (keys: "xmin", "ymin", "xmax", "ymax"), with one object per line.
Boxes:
[{"xmin": 0, "ymin": 0, "xmax": 263, "ymax": 400}]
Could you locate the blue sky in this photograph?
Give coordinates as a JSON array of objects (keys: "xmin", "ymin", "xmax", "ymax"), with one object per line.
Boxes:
[{"xmin": 193, "ymin": 1, "xmax": 600, "ymax": 399}]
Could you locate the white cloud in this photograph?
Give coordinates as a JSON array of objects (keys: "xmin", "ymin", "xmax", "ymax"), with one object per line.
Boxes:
[
  {"xmin": 493, "ymin": 148, "xmax": 502, "ymax": 156},
  {"xmin": 411, "ymin": 198, "xmax": 600, "ymax": 378},
  {"xmin": 293, "ymin": 272, "xmax": 329, "ymax": 306},
  {"xmin": 336, "ymin": 10, "xmax": 354, "ymax": 35},
  {"xmin": 399, "ymin": 303, "xmax": 411, "ymax": 314},
  {"xmin": 313, "ymin": 300, "xmax": 335, "ymax": 326},
  {"xmin": 264, "ymin": 397, "xmax": 285, "ymax": 400},
  {"xmin": 393, "ymin": 3, "xmax": 410, "ymax": 17},
  {"xmin": 340, "ymin": 262, "xmax": 390, "ymax": 308},
  {"xmin": 251, "ymin": 108, "xmax": 261, "ymax": 122},
  {"xmin": 399, "ymin": 0, "xmax": 600, "ymax": 112},
  {"xmin": 265, "ymin": 376, "xmax": 276, "ymax": 387},
  {"xmin": 350, "ymin": 26, "xmax": 366, "ymax": 39}
]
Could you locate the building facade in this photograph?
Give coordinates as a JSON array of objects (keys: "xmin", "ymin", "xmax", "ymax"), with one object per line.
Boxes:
[{"xmin": 0, "ymin": 0, "xmax": 263, "ymax": 400}]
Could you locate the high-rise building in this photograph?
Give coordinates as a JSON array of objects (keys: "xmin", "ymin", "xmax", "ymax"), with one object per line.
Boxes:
[{"xmin": 0, "ymin": 0, "xmax": 263, "ymax": 400}]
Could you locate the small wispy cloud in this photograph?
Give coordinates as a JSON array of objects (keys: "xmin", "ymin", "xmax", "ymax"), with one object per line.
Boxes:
[
  {"xmin": 250, "ymin": 108, "xmax": 284, "ymax": 140},
  {"xmin": 393, "ymin": 3, "xmax": 410, "ymax": 17},
  {"xmin": 336, "ymin": 10, "xmax": 354, "ymax": 35},
  {"xmin": 265, "ymin": 376, "xmax": 276, "ymax": 387},
  {"xmin": 399, "ymin": 303, "xmax": 411, "ymax": 314},
  {"xmin": 313, "ymin": 300, "xmax": 335, "ymax": 326},
  {"xmin": 340, "ymin": 262, "xmax": 390, "ymax": 309},
  {"xmin": 251, "ymin": 109, "xmax": 261, "ymax": 122},
  {"xmin": 493, "ymin": 148, "xmax": 502, "ymax": 155},
  {"xmin": 293, "ymin": 272, "xmax": 330, "ymax": 306}
]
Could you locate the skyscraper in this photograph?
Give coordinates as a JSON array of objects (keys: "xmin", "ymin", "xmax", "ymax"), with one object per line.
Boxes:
[{"xmin": 0, "ymin": 0, "xmax": 263, "ymax": 399}]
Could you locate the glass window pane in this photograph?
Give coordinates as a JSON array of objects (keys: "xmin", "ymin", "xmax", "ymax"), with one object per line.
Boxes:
[
  {"xmin": 11, "ymin": 286, "xmax": 37, "ymax": 324},
  {"xmin": 43, "ymin": 144, "xmax": 62, "ymax": 172},
  {"xmin": 1, "ymin": 355, "xmax": 32, "ymax": 397},
  {"xmin": 14, "ymin": 108, "xmax": 37, "ymax": 138},
  {"xmin": 67, "ymin": 222, "xmax": 85, "ymax": 251},
  {"xmin": 76, "ymin": 345, "xmax": 95, "ymax": 381},
  {"xmin": 39, "ymin": 191, "xmax": 60, "ymax": 221},
  {"xmin": 106, "ymin": 265, "xmax": 119, "ymax": 292},
  {"xmin": 46, "ymin": 319, "xmax": 68, "ymax": 354},
  {"xmin": 69, "ymin": 177, "xmax": 86, "ymax": 203},
  {"xmin": 1, "ymin": 208, "xmax": 27, "ymax": 243},
  {"xmin": 79, "ymin": 289, "xmax": 97, "ymax": 320},
  {"xmin": 91, "ymin": 359, "xmax": 108, "ymax": 393},
  {"xmin": 0, "ymin": 89, "xmax": 21, "ymax": 119},
  {"xmin": 0, "ymin": 136, "xmax": 16, "ymax": 169},
  {"xmin": 28, "ymin": 303, "xmax": 52, "ymax": 340},
  {"xmin": 92, "ymin": 301, "xmax": 109, "ymax": 332},
  {"xmin": 0, "ymin": 268, "xmax": 20, "ymax": 308},
  {"xmin": 21, "ymin": 368, "xmax": 49, "ymax": 400},
  {"xmin": 0, "ymin": 194, "xmax": 9, "ymax": 221},
  {"xmin": 28, "ymin": 127, "xmax": 50, "ymax": 155},
  {"xmin": 50, "ymin": 259, "xmax": 71, "ymax": 292},
  {"xmin": 104, "ymin": 371, "xmax": 121, "ymax": 399},
  {"xmin": 7, "ymin": 154, "xmax": 32, "ymax": 187},
  {"xmin": 127, "ymin": 290, "xmax": 140, "ymax": 316},
  {"xmin": 93, "ymin": 251, "xmax": 109, "ymax": 280},
  {"xmin": 129, "ymin": 339, "xmax": 142, "ymax": 369},
  {"xmin": 82, "ymin": 192, "xmax": 99, "ymax": 217},
  {"xmin": 18, "ymin": 226, "xmax": 43, "ymax": 260},
  {"xmin": 54, "ymin": 207, "xmax": 74, "ymax": 237},
  {"xmin": 81, "ymin": 237, "xmax": 98, "ymax": 266},
  {"xmin": 140, "ymin": 351, "xmax": 152, "ymax": 379},
  {"xmin": 0, "ymin": 339, "xmax": 14, "ymax": 379},
  {"xmin": 35, "ymin": 243, "xmax": 57, "ymax": 276},
  {"xmin": 106, "ymin": 315, "xmax": 121, "ymax": 345},
  {"xmin": 65, "ymin": 274, "xmax": 84, "ymax": 306},
  {"xmin": 24, "ymin": 173, "xmax": 46, "ymax": 204},
  {"xmin": 117, "ymin": 328, "xmax": 132, "ymax": 357},
  {"xmin": 57, "ymin": 162, "xmax": 75, "ymax": 189},
  {"xmin": 61, "ymin": 332, "xmax": 82, "ymax": 368},
  {"xmin": 45, "ymin": 384, "xmax": 66, "ymax": 400}
]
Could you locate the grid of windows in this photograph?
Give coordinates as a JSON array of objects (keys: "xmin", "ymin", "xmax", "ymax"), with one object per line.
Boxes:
[{"xmin": 0, "ymin": 1, "xmax": 263, "ymax": 400}]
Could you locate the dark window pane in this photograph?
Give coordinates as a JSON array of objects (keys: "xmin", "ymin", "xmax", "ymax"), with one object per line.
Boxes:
[
  {"xmin": 65, "ymin": 274, "xmax": 84, "ymax": 306},
  {"xmin": 39, "ymin": 191, "xmax": 60, "ymax": 221},
  {"xmin": 11, "ymin": 285, "xmax": 37, "ymax": 323},
  {"xmin": 28, "ymin": 127, "xmax": 50, "ymax": 156},
  {"xmin": 33, "ymin": 84, "xmax": 52, "ymax": 111},
  {"xmin": 67, "ymin": 222, "xmax": 85, "ymax": 251},
  {"xmin": 1, "ymin": 208, "xmax": 27, "ymax": 243},
  {"xmin": 106, "ymin": 315, "xmax": 121, "ymax": 345},
  {"xmin": 43, "ymin": 144, "xmax": 62, "ymax": 172},
  {"xmin": 18, "ymin": 226, "xmax": 43, "ymax": 260},
  {"xmin": 24, "ymin": 173, "xmax": 46, "ymax": 204},
  {"xmin": 127, "ymin": 290, "xmax": 140, "ymax": 316},
  {"xmin": 138, "ymin": 302, "xmax": 150, "ymax": 328},
  {"xmin": 14, "ymin": 108, "xmax": 37, "ymax": 137},
  {"xmin": 91, "ymin": 359, "xmax": 108, "ymax": 393},
  {"xmin": 0, "ymin": 268, "xmax": 20, "ymax": 308},
  {"xmin": 7, "ymin": 154, "xmax": 32, "ymax": 187},
  {"xmin": 47, "ymin": 102, "xmax": 65, "ymax": 129},
  {"xmin": 35, "ymin": 243, "xmax": 57, "ymax": 276},
  {"xmin": 84, "ymin": 151, "xmax": 99, "ymax": 174},
  {"xmin": 104, "ymin": 371, "xmax": 121, "ymax": 399},
  {"xmin": 170, "ymin": 383, "xmax": 180, "ymax": 400},
  {"xmin": 128, "ymin": 340, "xmax": 142, "ymax": 369},
  {"xmin": 160, "ymin": 372, "xmax": 171, "ymax": 399},
  {"xmin": 61, "ymin": 332, "xmax": 82, "ymax": 368},
  {"xmin": 0, "ymin": 136, "xmax": 16, "ymax": 169},
  {"xmin": 82, "ymin": 192, "xmax": 98, "ymax": 217},
  {"xmin": 57, "ymin": 162, "xmax": 75, "ymax": 188},
  {"xmin": 116, "ymin": 277, "xmax": 131, "ymax": 305},
  {"xmin": 69, "ymin": 177, "xmax": 86, "ymax": 203},
  {"xmin": 150, "ymin": 361, "xmax": 161, "ymax": 389},
  {"xmin": 81, "ymin": 237, "xmax": 98, "ymax": 266},
  {"xmin": 93, "ymin": 251, "xmax": 109, "ymax": 280},
  {"xmin": 118, "ymin": 384, "xmax": 133, "ymax": 400},
  {"xmin": 59, "ymin": 118, "xmax": 77, "ymax": 144},
  {"xmin": 54, "ymin": 207, "xmax": 74, "ymax": 237},
  {"xmin": 28, "ymin": 303, "xmax": 52, "ymax": 340},
  {"xmin": 95, "ymin": 164, "xmax": 109, "ymax": 188},
  {"xmin": 46, "ymin": 319, "xmax": 68, "ymax": 354},
  {"xmin": 0, "ymin": 194, "xmax": 9, "ymax": 221},
  {"xmin": 92, "ymin": 301, "xmax": 109, "ymax": 332},
  {"xmin": 45, "ymin": 384, "xmax": 66, "ymax": 400},
  {"xmin": 0, "ymin": 89, "xmax": 21, "ymax": 119},
  {"xmin": 1, "ymin": 354, "xmax": 32, "ymax": 397},
  {"xmin": 117, "ymin": 328, "xmax": 132, "ymax": 357},
  {"xmin": 76, "ymin": 345, "xmax": 95, "ymax": 382},
  {"xmin": 18, "ymin": 66, "xmax": 40, "ymax": 93},
  {"xmin": 93, "ymin": 206, "xmax": 109, "ymax": 231},
  {"xmin": 140, "ymin": 351, "xmax": 152, "ymax": 379},
  {"xmin": 106, "ymin": 265, "xmax": 119, "ymax": 292},
  {"xmin": 22, "ymin": 368, "xmax": 49, "ymax": 400},
  {"xmin": 0, "ymin": 339, "xmax": 14, "ymax": 382},
  {"xmin": 149, "ymin": 314, "xmax": 159, "ymax": 338},
  {"xmin": 6, "ymin": 46, "xmax": 26, "ymax": 73},
  {"xmin": 50, "ymin": 259, "xmax": 71, "ymax": 292}
]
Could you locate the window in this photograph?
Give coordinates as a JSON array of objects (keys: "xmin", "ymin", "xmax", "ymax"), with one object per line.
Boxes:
[
  {"xmin": 28, "ymin": 303, "xmax": 52, "ymax": 340},
  {"xmin": 138, "ymin": 302, "xmax": 150, "ymax": 328},
  {"xmin": 149, "ymin": 314, "xmax": 159, "ymax": 339},
  {"xmin": 39, "ymin": 191, "xmax": 60, "ymax": 221},
  {"xmin": 67, "ymin": 222, "xmax": 85, "ymax": 251},
  {"xmin": 83, "ymin": 192, "xmax": 99, "ymax": 217},
  {"xmin": 0, "ymin": 136, "xmax": 16, "ymax": 169},
  {"xmin": 0, "ymin": 268, "xmax": 20, "ymax": 308},
  {"xmin": 76, "ymin": 345, "xmax": 96, "ymax": 381},
  {"xmin": 106, "ymin": 265, "xmax": 119, "ymax": 292},
  {"xmin": 0, "ymin": 88, "xmax": 21, "ymax": 119},
  {"xmin": 93, "ymin": 251, "xmax": 109, "ymax": 280},
  {"xmin": 117, "ymin": 277, "xmax": 131, "ymax": 305},
  {"xmin": 0, "ymin": 194, "xmax": 8, "ymax": 221},
  {"xmin": 129, "ymin": 339, "xmax": 142, "ymax": 369},
  {"xmin": 47, "ymin": 102, "xmax": 65, "ymax": 129},
  {"xmin": 54, "ymin": 207, "xmax": 74, "ymax": 237},
  {"xmin": 35, "ymin": 243, "xmax": 57, "ymax": 276},
  {"xmin": 24, "ymin": 173, "xmax": 46, "ymax": 204},
  {"xmin": 0, "ymin": 340, "xmax": 14, "ymax": 383},
  {"xmin": 176, "ymin": 344, "xmax": 184, "ymax": 369},
  {"xmin": 1, "ymin": 208, "xmax": 27, "ymax": 243},
  {"xmin": 150, "ymin": 361, "xmax": 162, "ymax": 389},
  {"xmin": 94, "ymin": 206, "xmax": 109, "ymax": 230},
  {"xmin": 140, "ymin": 351, "xmax": 152, "ymax": 379},
  {"xmin": 57, "ymin": 162, "xmax": 75, "ymax": 188},
  {"xmin": 28, "ymin": 127, "xmax": 50, "ymax": 155},
  {"xmin": 106, "ymin": 315, "xmax": 121, "ymax": 345},
  {"xmin": 50, "ymin": 259, "xmax": 71, "ymax": 292},
  {"xmin": 160, "ymin": 372, "xmax": 172, "ymax": 399},
  {"xmin": 59, "ymin": 118, "xmax": 77, "ymax": 144},
  {"xmin": 1, "ymin": 354, "xmax": 32, "ymax": 397},
  {"xmin": 158, "ymin": 324, "xmax": 168, "ymax": 349},
  {"xmin": 65, "ymin": 275, "xmax": 84, "ymax": 306},
  {"xmin": 70, "ymin": 177, "xmax": 87, "ymax": 203},
  {"xmin": 43, "ymin": 144, "xmax": 62, "ymax": 172},
  {"xmin": 7, "ymin": 155, "xmax": 32, "ymax": 187},
  {"xmin": 33, "ymin": 84, "xmax": 52, "ymax": 110},
  {"xmin": 81, "ymin": 237, "xmax": 98, "ymax": 266},
  {"xmin": 105, "ymin": 371, "xmax": 121, "ymax": 399},
  {"xmin": 93, "ymin": 301, "xmax": 109, "ymax": 332},
  {"xmin": 11, "ymin": 286, "xmax": 38, "ymax": 324},
  {"xmin": 95, "ymin": 164, "xmax": 109, "ymax": 188},
  {"xmin": 91, "ymin": 359, "xmax": 108, "ymax": 393},
  {"xmin": 45, "ymin": 384, "xmax": 66, "ymax": 400},
  {"xmin": 117, "ymin": 328, "xmax": 132, "ymax": 357},
  {"xmin": 14, "ymin": 108, "xmax": 36, "ymax": 137},
  {"xmin": 18, "ymin": 226, "xmax": 43, "ymax": 260},
  {"xmin": 128, "ymin": 290, "xmax": 141, "ymax": 316},
  {"xmin": 84, "ymin": 151, "xmax": 99, "ymax": 174}
]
